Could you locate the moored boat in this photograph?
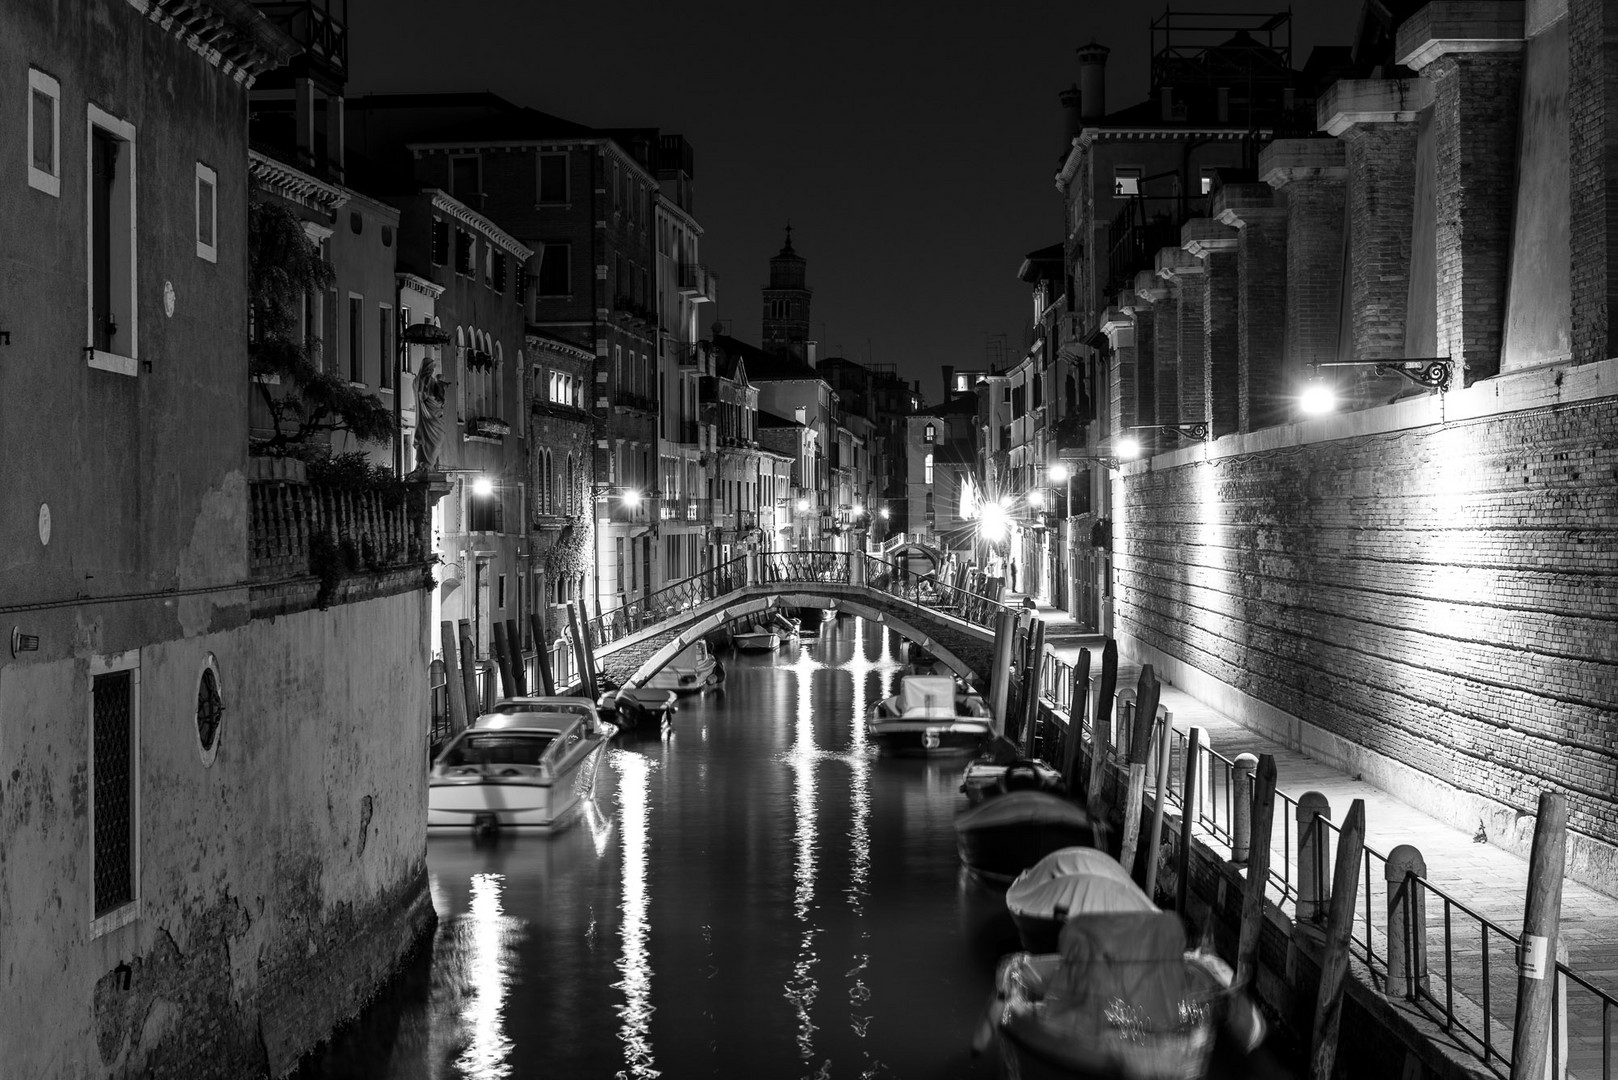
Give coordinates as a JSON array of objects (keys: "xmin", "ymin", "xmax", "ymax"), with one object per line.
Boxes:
[
  {"xmin": 597, "ymin": 687, "xmax": 679, "ymax": 735},
  {"xmin": 644, "ymin": 640, "xmax": 727, "ymax": 694},
  {"xmin": 429, "ymin": 698, "xmax": 615, "ymax": 833},
  {"xmin": 978, "ymin": 911, "xmax": 1258, "ymax": 1080},
  {"xmin": 955, "ymin": 790, "xmax": 1104, "ymax": 885},
  {"xmin": 866, "ymin": 675, "xmax": 994, "ymax": 756},
  {"xmin": 1005, "ymin": 847, "xmax": 1155, "ymax": 953},
  {"xmin": 960, "ymin": 757, "xmax": 1067, "ymax": 806},
  {"xmin": 733, "ymin": 622, "xmax": 782, "ymax": 652}
]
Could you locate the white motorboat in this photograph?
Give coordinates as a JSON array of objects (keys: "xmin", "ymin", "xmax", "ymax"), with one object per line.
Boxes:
[
  {"xmin": 733, "ymin": 622, "xmax": 782, "ymax": 652},
  {"xmin": 429, "ymin": 697, "xmax": 615, "ymax": 832},
  {"xmin": 866, "ymin": 675, "xmax": 994, "ymax": 756},
  {"xmin": 643, "ymin": 640, "xmax": 727, "ymax": 694}
]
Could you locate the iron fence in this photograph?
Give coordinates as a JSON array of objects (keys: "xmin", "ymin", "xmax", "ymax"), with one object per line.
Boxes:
[{"xmin": 581, "ymin": 557, "xmax": 747, "ymax": 647}]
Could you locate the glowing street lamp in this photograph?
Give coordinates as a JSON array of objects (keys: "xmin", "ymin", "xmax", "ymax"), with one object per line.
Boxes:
[
  {"xmin": 879, "ymin": 507, "xmax": 891, "ymax": 520},
  {"xmin": 1047, "ymin": 463, "xmax": 1070, "ymax": 483},
  {"xmin": 979, "ymin": 499, "xmax": 1009, "ymax": 544},
  {"xmin": 1028, "ymin": 490, "xmax": 1046, "ymax": 509},
  {"xmin": 621, "ymin": 488, "xmax": 642, "ymax": 508},
  {"xmin": 471, "ymin": 476, "xmax": 495, "ymax": 497},
  {"xmin": 795, "ymin": 497, "xmax": 811, "ymax": 513},
  {"xmin": 1116, "ymin": 436, "xmax": 1143, "ymax": 461},
  {"xmin": 1300, "ymin": 378, "xmax": 1336, "ymax": 415}
]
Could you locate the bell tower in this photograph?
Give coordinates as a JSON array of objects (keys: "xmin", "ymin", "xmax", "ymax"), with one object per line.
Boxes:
[{"xmin": 762, "ymin": 224, "xmax": 812, "ymax": 363}]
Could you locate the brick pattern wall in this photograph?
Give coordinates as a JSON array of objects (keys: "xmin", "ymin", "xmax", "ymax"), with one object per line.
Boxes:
[
  {"xmin": 1203, "ymin": 250, "xmax": 1240, "ymax": 438},
  {"xmin": 1568, "ymin": 0, "xmax": 1618, "ymax": 364},
  {"xmin": 1174, "ymin": 270, "xmax": 1208, "ymax": 431},
  {"xmin": 1134, "ymin": 314, "xmax": 1158, "ymax": 429},
  {"xmin": 1279, "ymin": 176, "xmax": 1346, "ymax": 370},
  {"xmin": 1113, "ymin": 401, "xmax": 1618, "ymax": 849},
  {"xmin": 1344, "ymin": 122, "xmax": 1420, "ymax": 362},
  {"xmin": 1112, "ymin": 338, "xmax": 1139, "ymax": 432},
  {"xmin": 1430, "ymin": 53, "xmax": 1524, "ymax": 382},
  {"xmin": 1235, "ymin": 210, "xmax": 1289, "ymax": 431},
  {"xmin": 1152, "ymin": 292, "xmax": 1180, "ymax": 427}
]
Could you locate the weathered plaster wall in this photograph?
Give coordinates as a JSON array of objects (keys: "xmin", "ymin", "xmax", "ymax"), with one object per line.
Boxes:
[{"xmin": 0, "ymin": 588, "xmax": 432, "ymax": 1078}]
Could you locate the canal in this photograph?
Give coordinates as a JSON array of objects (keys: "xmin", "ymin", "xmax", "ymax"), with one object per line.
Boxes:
[{"xmin": 297, "ymin": 616, "xmax": 1298, "ymax": 1080}]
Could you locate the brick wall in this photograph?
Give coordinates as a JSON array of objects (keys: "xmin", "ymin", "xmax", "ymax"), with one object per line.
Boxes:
[
  {"xmin": 1134, "ymin": 313, "xmax": 1158, "ymax": 428},
  {"xmin": 1276, "ymin": 174, "xmax": 1346, "ymax": 373},
  {"xmin": 1568, "ymin": 0, "xmax": 1618, "ymax": 364},
  {"xmin": 1428, "ymin": 53, "xmax": 1523, "ymax": 382},
  {"xmin": 1174, "ymin": 269, "xmax": 1208, "ymax": 432},
  {"xmin": 1114, "ymin": 401, "xmax": 1618, "ymax": 855},
  {"xmin": 1203, "ymin": 250, "xmax": 1240, "ymax": 438},
  {"xmin": 1233, "ymin": 209, "xmax": 1289, "ymax": 431},
  {"xmin": 1152, "ymin": 291, "xmax": 1181, "ymax": 427},
  {"xmin": 1344, "ymin": 122, "xmax": 1420, "ymax": 362}
]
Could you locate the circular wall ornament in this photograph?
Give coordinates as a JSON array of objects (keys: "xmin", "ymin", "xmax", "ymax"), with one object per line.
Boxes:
[
  {"xmin": 163, "ymin": 281, "xmax": 176, "ymax": 317},
  {"xmin": 37, "ymin": 503, "xmax": 50, "ymax": 546},
  {"xmin": 196, "ymin": 654, "xmax": 224, "ymax": 765}
]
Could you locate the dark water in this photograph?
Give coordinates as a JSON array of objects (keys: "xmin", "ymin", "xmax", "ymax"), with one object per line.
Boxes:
[{"xmin": 299, "ymin": 618, "xmax": 1298, "ymax": 1080}]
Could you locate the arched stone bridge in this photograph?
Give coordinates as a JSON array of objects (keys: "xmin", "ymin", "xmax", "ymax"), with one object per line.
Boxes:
[{"xmin": 596, "ymin": 581, "xmax": 999, "ymax": 690}]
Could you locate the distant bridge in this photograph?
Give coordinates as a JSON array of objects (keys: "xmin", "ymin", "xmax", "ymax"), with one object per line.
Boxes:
[{"xmin": 581, "ymin": 552, "xmax": 1013, "ymax": 690}]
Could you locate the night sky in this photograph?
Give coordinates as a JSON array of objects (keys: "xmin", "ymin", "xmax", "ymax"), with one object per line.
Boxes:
[{"xmin": 349, "ymin": 0, "xmax": 1360, "ymax": 399}]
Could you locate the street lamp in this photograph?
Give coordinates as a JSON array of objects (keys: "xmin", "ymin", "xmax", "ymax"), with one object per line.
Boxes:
[
  {"xmin": 471, "ymin": 475, "xmax": 495, "ymax": 497},
  {"xmin": 621, "ymin": 488, "xmax": 642, "ymax": 508},
  {"xmin": 795, "ymin": 497, "xmax": 810, "ymax": 513}
]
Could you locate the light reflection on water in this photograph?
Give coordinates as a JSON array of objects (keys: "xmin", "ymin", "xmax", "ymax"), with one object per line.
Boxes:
[
  {"xmin": 784, "ymin": 646, "xmax": 823, "ymax": 1064},
  {"xmin": 454, "ymin": 874, "xmax": 515, "ymax": 1080},
  {"xmin": 610, "ymin": 749, "xmax": 657, "ymax": 1080}
]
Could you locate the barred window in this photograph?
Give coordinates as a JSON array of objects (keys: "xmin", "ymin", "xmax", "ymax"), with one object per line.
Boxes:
[
  {"xmin": 431, "ymin": 219, "xmax": 449, "ymax": 266},
  {"xmin": 93, "ymin": 668, "xmax": 136, "ymax": 918}
]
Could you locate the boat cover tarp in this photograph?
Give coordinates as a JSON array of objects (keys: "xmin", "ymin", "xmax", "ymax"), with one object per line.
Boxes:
[
  {"xmin": 1045, "ymin": 911, "xmax": 1195, "ymax": 1033},
  {"xmin": 1006, "ymin": 848, "xmax": 1155, "ymax": 921},
  {"xmin": 956, "ymin": 790, "xmax": 1093, "ymax": 831},
  {"xmin": 901, "ymin": 676, "xmax": 959, "ymax": 718}
]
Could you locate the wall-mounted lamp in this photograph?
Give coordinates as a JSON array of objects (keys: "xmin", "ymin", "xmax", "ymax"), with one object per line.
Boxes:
[
  {"xmin": 620, "ymin": 488, "xmax": 642, "ymax": 508},
  {"xmin": 1314, "ymin": 357, "xmax": 1453, "ymax": 392},
  {"xmin": 10, "ymin": 627, "xmax": 40, "ymax": 658},
  {"xmin": 470, "ymin": 476, "xmax": 495, "ymax": 497},
  {"xmin": 1125, "ymin": 422, "xmax": 1209, "ymax": 442}
]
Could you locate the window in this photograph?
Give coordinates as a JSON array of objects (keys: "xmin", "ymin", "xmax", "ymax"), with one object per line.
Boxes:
[
  {"xmin": 566, "ymin": 454, "xmax": 576, "ymax": 513},
  {"xmin": 484, "ymin": 244, "xmax": 493, "ymax": 289},
  {"xmin": 923, "ymin": 423, "xmax": 935, "ymax": 443},
  {"xmin": 196, "ymin": 654, "xmax": 223, "ymax": 766},
  {"xmin": 454, "ymin": 228, "xmax": 473, "ymax": 276},
  {"xmin": 91, "ymin": 650, "xmax": 140, "ymax": 933},
  {"xmin": 28, "ymin": 68, "xmax": 60, "ymax": 196},
  {"xmin": 378, "ymin": 304, "xmax": 393, "ymax": 390},
  {"xmin": 451, "ymin": 154, "xmax": 480, "ymax": 200},
  {"xmin": 538, "ymin": 152, "xmax": 568, "ymax": 203},
  {"xmin": 492, "ymin": 251, "xmax": 507, "ymax": 294},
  {"xmin": 1114, "ymin": 167, "xmax": 1142, "ymax": 197},
  {"xmin": 924, "ymin": 453, "xmax": 934, "ymax": 484},
  {"xmin": 497, "ymin": 573, "xmax": 506, "ymax": 610},
  {"xmin": 195, "ymin": 163, "xmax": 217, "ymax": 262},
  {"xmin": 1200, "ymin": 171, "xmax": 1216, "ymax": 196},
  {"xmin": 537, "ymin": 243, "xmax": 570, "ymax": 296},
  {"xmin": 348, "ymin": 295, "xmax": 363, "ymax": 382},
  {"xmin": 87, "ymin": 105, "xmax": 138, "ymax": 374},
  {"xmin": 431, "ymin": 219, "xmax": 449, "ymax": 266},
  {"xmin": 468, "ymin": 483, "xmax": 503, "ymax": 533}
]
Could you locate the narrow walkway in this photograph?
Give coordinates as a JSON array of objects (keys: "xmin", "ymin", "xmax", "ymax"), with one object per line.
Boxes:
[{"xmin": 1013, "ymin": 592, "xmax": 1618, "ymax": 1074}]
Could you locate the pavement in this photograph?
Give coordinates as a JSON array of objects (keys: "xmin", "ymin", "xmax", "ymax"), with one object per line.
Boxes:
[{"xmin": 1008, "ymin": 590, "xmax": 1618, "ymax": 1068}]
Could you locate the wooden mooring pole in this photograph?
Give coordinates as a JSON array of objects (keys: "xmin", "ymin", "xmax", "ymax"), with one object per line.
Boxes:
[
  {"xmin": 566, "ymin": 603, "xmax": 596, "ymax": 700},
  {"xmin": 1143, "ymin": 707, "xmax": 1175, "ymax": 899},
  {"xmin": 1061, "ymin": 649, "xmax": 1091, "ymax": 793},
  {"xmin": 1086, "ymin": 638, "xmax": 1118, "ymax": 820},
  {"xmin": 1509, "ymin": 792, "xmax": 1568, "ymax": 1080},
  {"xmin": 1309, "ymin": 798, "xmax": 1366, "ymax": 1080},
  {"xmin": 504, "ymin": 617, "xmax": 527, "ymax": 696},
  {"xmin": 529, "ymin": 613, "xmax": 556, "ymax": 696},
  {"xmin": 987, "ymin": 610, "xmax": 1017, "ymax": 736},
  {"xmin": 1020, "ymin": 620, "xmax": 1046, "ymax": 757},
  {"xmin": 491, "ymin": 620, "xmax": 517, "ymax": 700},
  {"xmin": 457, "ymin": 619, "xmax": 480, "ymax": 717},
  {"xmin": 1118, "ymin": 666, "xmax": 1160, "ymax": 880},
  {"xmin": 1236, "ymin": 754, "xmax": 1278, "ymax": 992},
  {"xmin": 439, "ymin": 619, "xmax": 468, "ymax": 737},
  {"xmin": 1174, "ymin": 725, "xmax": 1201, "ymax": 915}
]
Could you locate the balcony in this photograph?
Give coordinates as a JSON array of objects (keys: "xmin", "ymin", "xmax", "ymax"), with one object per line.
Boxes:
[
  {"xmin": 1106, "ymin": 200, "xmax": 1189, "ymax": 296},
  {"xmin": 255, "ymin": 0, "xmax": 348, "ymax": 75},
  {"xmin": 614, "ymin": 390, "xmax": 658, "ymax": 415},
  {"xmin": 677, "ymin": 263, "xmax": 717, "ymax": 304},
  {"xmin": 659, "ymin": 498, "xmax": 713, "ymax": 525},
  {"xmin": 466, "ymin": 416, "xmax": 510, "ymax": 440}
]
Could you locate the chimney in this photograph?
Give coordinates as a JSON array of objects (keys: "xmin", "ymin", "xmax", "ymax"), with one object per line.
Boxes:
[
  {"xmin": 1059, "ymin": 84, "xmax": 1084, "ymax": 147},
  {"xmin": 942, "ymin": 365, "xmax": 955, "ymax": 398},
  {"xmin": 1076, "ymin": 41, "xmax": 1110, "ymax": 122}
]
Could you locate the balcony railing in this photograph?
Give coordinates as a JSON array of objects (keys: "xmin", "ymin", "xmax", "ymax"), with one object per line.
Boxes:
[
  {"xmin": 658, "ymin": 498, "xmax": 714, "ymax": 525},
  {"xmin": 1106, "ymin": 199, "xmax": 1190, "ymax": 296},
  {"xmin": 677, "ymin": 263, "xmax": 717, "ymax": 304}
]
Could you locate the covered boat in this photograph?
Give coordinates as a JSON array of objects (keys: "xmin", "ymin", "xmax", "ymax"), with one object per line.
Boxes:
[
  {"xmin": 979, "ymin": 911, "xmax": 1265, "ymax": 1080},
  {"xmin": 866, "ymin": 675, "xmax": 993, "ymax": 756},
  {"xmin": 596, "ymin": 687, "xmax": 679, "ymax": 735},
  {"xmin": 1005, "ymin": 847, "xmax": 1155, "ymax": 953},
  {"xmin": 955, "ymin": 790, "xmax": 1103, "ymax": 884},
  {"xmin": 960, "ymin": 757, "xmax": 1067, "ymax": 806},
  {"xmin": 644, "ymin": 640, "xmax": 727, "ymax": 694},
  {"xmin": 429, "ymin": 700, "xmax": 615, "ymax": 832},
  {"xmin": 732, "ymin": 622, "xmax": 781, "ymax": 652}
]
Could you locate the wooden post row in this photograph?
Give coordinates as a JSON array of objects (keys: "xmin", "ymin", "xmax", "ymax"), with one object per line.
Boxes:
[
  {"xmin": 439, "ymin": 619, "xmax": 468, "ymax": 737},
  {"xmin": 504, "ymin": 617, "xmax": 527, "ymax": 696},
  {"xmin": 457, "ymin": 619, "xmax": 480, "ymax": 720},
  {"xmin": 1235, "ymin": 754, "xmax": 1278, "ymax": 992},
  {"xmin": 1086, "ymin": 638, "xmax": 1118, "ymax": 820},
  {"xmin": 529, "ymin": 613, "xmax": 556, "ymax": 696},
  {"xmin": 490, "ymin": 621, "xmax": 517, "ymax": 701},
  {"xmin": 1309, "ymin": 799, "xmax": 1366, "ymax": 1080},
  {"xmin": 1061, "ymin": 648, "xmax": 1091, "ymax": 793},
  {"xmin": 1143, "ymin": 707, "xmax": 1175, "ymax": 900}
]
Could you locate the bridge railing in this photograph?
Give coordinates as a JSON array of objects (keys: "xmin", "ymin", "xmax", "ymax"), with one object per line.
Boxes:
[
  {"xmin": 581, "ymin": 556, "xmax": 747, "ymax": 647},
  {"xmin": 861, "ymin": 553, "xmax": 1014, "ymax": 630}
]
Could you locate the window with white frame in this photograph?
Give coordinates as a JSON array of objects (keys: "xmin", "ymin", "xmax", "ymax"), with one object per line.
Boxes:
[
  {"xmin": 90, "ymin": 649, "xmax": 140, "ymax": 934},
  {"xmin": 195, "ymin": 162, "xmax": 217, "ymax": 262},
  {"xmin": 348, "ymin": 294, "xmax": 364, "ymax": 383},
  {"xmin": 28, "ymin": 68, "xmax": 61, "ymax": 196},
  {"xmin": 923, "ymin": 423, "xmax": 935, "ymax": 443},
  {"xmin": 87, "ymin": 104, "xmax": 138, "ymax": 374},
  {"xmin": 924, "ymin": 453, "xmax": 934, "ymax": 484}
]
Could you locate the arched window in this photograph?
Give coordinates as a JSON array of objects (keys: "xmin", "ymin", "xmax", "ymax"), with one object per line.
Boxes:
[
  {"xmin": 566, "ymin": 454, "xmax": 576, "ymax": 513},
  {"xmin": 924, "ymin": 424, "xmax": 935, "ymax": 443},
  {"xmin": 924, "ymin": 453, "xmax": 934, "ymax": 485}
]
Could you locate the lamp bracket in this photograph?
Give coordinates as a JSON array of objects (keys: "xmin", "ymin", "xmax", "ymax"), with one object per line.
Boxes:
[{"xmin": 1316, "ymin": 357, "xmax": 1453, "ymax": 392}]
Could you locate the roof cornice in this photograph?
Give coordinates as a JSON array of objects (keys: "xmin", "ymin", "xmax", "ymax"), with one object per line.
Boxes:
[
  {"xmin": 249, "ymin": 149, "xmax": 348, "ymax": 213},
  {"xmin": 126, "ymin": 0, "xmax": 298, "ymax": 87},
  {"xmin": 427, "ymin": 189, "xmax": 534, "ymax": 262},
  {"xmin": 396, "ymin": 272, "xmax": 445, "ymax": 299}
]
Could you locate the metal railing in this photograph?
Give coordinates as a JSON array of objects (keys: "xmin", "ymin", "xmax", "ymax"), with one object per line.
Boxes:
[
  {"xmin": 860, "ymin": 554, "xmax": 1015, "ymax": 631},
  {"xmin": 580, "ymin": 556, "xmax": 747, "ymax": 648}
]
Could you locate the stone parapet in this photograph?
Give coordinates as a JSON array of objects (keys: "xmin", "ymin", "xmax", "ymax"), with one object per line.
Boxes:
[
  {"xmin": 1259, "ymin": 138, "xmax": 1348, "ymax": 186},
  {"xmin": 1396, "ymin": 0, "xmax": 1526, "ymax": 69},
  {"xmin": 1181, "ymin": 217, "xmax": 1239, "ymax": 259},
  {"xmin": 1318, "ymin": 78, "xmax": 1434, "ymax": 136}
]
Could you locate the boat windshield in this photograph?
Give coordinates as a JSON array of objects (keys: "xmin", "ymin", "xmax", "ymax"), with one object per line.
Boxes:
[{"xmin": 441, "ymin": 732, "xmax": 556, "ymax": 767}]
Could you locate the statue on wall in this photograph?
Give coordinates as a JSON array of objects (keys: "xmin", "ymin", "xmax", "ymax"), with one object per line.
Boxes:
[{"xmin": 414, "ymin": 351, "xmax": 446, "ymax": 470}]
